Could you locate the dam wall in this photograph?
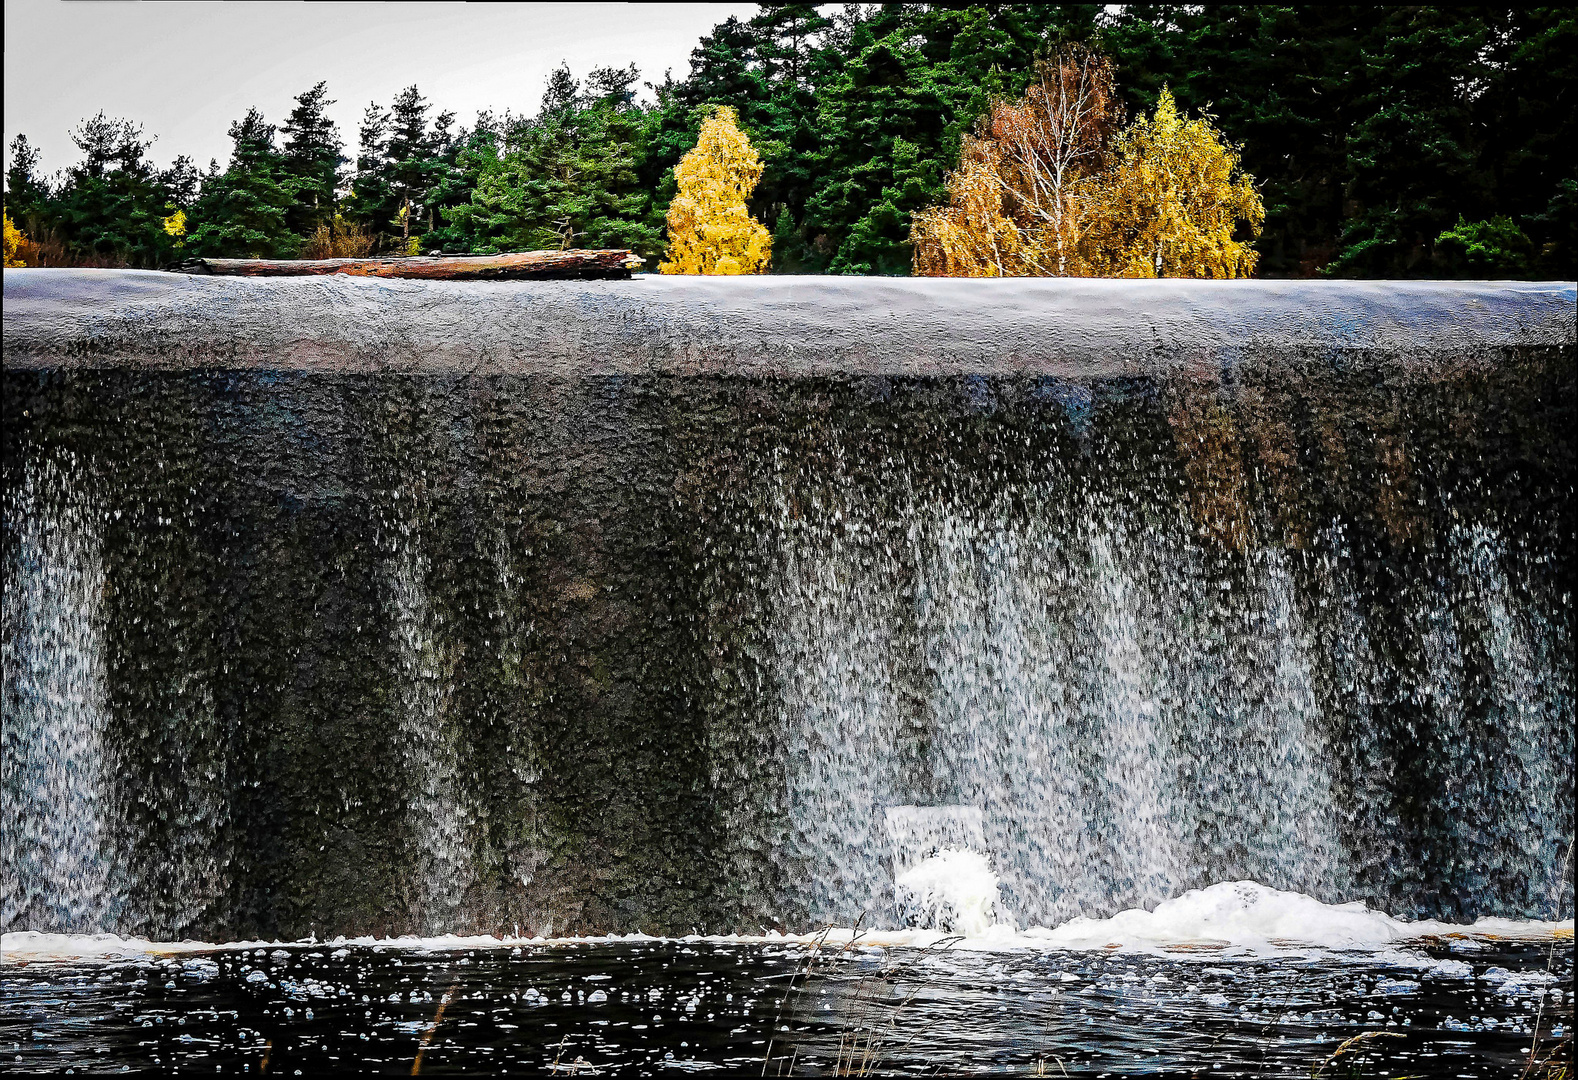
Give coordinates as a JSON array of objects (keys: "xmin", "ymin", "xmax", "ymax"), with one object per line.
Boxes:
[{"xmin": 3, "ymin": 269, "xmax": 1573, "ymax": 941}]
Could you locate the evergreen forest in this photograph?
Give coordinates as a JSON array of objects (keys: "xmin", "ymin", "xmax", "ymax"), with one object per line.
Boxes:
[{"xmin": 4, "ymin": 4, "xmax": 1574, "ymax": 278}]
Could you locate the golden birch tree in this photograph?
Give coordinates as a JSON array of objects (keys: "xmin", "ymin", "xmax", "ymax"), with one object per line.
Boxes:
[
  {"xmin": 1083, "ymin": 87, "xmax": 1264, "ymax": 278},
  {"xmin": 988, "ymin": 46, "xmax": 1121, "ymax": 275},
  {"xmin": 909, "ymin": 147, "xmax": 1030, "ymax": 276},
  {"xmin": 661, "ymin": 106, "xmax": 771, "ymax": 275},
  {"xmin": 912, "ymin": 46, "xmax": 1121, "ymax": 277}
]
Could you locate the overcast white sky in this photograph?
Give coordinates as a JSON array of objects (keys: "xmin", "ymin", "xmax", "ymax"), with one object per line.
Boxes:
[{"xmin": 4, "ymin": 1, "xmax": 756, "ymax": 176}]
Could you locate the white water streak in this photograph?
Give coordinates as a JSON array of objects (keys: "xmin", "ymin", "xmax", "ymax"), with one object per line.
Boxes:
[
  {"xmin": 770, "ymin": 467, "xmax": 906, "ymax": 925},
  {"xmin": 1, "ymin": 453, "xmax": 119, "ymax": 932},
  {"xmin": 756, "ymin": 462, "xmax": 1567, "ymax": 929},
  {"xmin": 390, "ymin": 521, "xmax": 472, "ymax": 932}
]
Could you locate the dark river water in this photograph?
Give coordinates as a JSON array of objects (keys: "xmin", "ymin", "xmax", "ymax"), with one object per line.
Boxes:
[{"xmin": 2, "ymin": 936, "xmax": 1570, "ymax": 1076}]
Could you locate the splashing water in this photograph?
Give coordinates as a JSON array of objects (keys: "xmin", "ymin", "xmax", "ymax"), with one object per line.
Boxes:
[
  {"xmin": 893, "ymin": 850, "xmax": 1004, "ymax": 938},
  {"xmin": 885, "ymin": 806, "xmax": 1007, "ymax": 936}
]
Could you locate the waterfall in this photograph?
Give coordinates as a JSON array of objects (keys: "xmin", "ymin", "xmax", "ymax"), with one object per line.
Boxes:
[
  {"xmin": 749, "ymin": 437, "xmax": 1572, "ymax": 929},
  {"xmin": 768, "ymin": 465, "xmax": 909, "ymax": 926},
  {"xmin": 1, "ymin": 452, "xmax": 119, "ymax": 933},
  {"xmin": 1, "ymin": 346, "xmax": 1570, "ymax": 938},
  {"xmin": 388, "ymin": 507, "xmax": 473, "ymax": 933},
  {"xmin": 2, "ymin": 274, "xmax": 1569, "ymax": 941},
  {"xmin": 1440, "ymin": 523, "xmax": 1573, "ymax": 911}
]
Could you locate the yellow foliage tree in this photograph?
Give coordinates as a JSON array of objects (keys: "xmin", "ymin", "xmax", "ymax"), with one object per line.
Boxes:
[
  {"xmin": 661, "ymin": 106, "xmax": 771, "ymax": 275},
  {"xmin": 1084, "ymin": 87, "xmax": 1263, "ymax": 278},
  {"xmin": 913, "ymin": 64, "xmax": 1263, "ymax": 279},
  {"xmin": 4, "ymin": 209, "xmax": 25, "ymax": 268},
  {"xmin": 909, "ymin": 150, "xmax": 1033, "ymax": 276},
  {"xmin": 162, "ymin": 208, "xmax": 187, "ymax": 243}
]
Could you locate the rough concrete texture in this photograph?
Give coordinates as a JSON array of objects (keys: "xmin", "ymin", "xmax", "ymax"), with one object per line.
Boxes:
[{"xmin": 4, "ymin": 269, "xmax": 1573, "ymax": 375}]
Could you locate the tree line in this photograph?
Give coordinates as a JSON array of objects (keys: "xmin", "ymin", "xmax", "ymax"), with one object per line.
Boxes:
[{"xmin": 5, "ymin": 4, "xmax": 1573, "ymax": 278}]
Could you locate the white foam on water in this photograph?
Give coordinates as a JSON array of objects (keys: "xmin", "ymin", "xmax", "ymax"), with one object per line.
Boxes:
[
  {"xmin": 1016, "ymin": 880, "xmax": 1574, "ymax": 953},
  {"xmin": 0, "ymin": 930, "xmax": 278, "ymax": 963},
  {"xmin": 8, "ymin": 880, "xmax": 1568, "ymax": 963},
  {"xmin": 894, "ymin": 849, "xmax": 1004, "ymax": 939}
]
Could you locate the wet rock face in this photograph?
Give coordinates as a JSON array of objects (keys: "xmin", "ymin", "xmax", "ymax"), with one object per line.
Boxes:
[{"xmin": 2, "ymin": 272, "xmax": 1574, "ymax": 942}]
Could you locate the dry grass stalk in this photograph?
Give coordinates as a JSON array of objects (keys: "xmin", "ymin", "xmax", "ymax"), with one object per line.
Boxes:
[
  {"xmin": 410, "ymin": 982, "xmax": 457, "ymax": 1075},
  {"xmin": 759, "ymin": 921, "xmax": 966, "ymax": 1077},
  {"xmin": 1310, "ymin": 1031, "xmax": 1406, "ymax": 1079},
  {"xmin": 1520, "ymin": 841, "xmax": 1575, "ymax": 1080},
  {"xmin": 763, "ymin": 923, "xmax": 847, "ymax": 1075}
]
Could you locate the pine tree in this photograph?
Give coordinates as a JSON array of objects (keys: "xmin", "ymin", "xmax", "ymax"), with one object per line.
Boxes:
[
  {"xmin": 425, "ymin": 117, "xmax": 504, "ymax": 253},
  {"xmin": 540, "ymin": 64, "xmax": 582, "ymax": 117},
  {"xmin": 349, "ymin": 102, "xmax": 395, "ymax": 245},
  {"xmin": 344, "ymin": 86, "xmax": 452, "ymax": 252},
  {"xmin": 5, "ymin": 135, "xmax": 51, "ymax": 221},
  {"xmin": 648, "ymin": 18, "xmax": 776, "ymax": 256},
  {"xmin": 51, "ymin": 113, "xmax": 175, "ymax": 265},
  {"xmin": 800, "ymin": 23, "xmax": 961, "ymax": 275},
  {"xmin": 159, "ymin": 156, "xmax": 202, "ymax": 209},
  {"xmin": 1326, "ymin": 7, "xmax": 1490, "ymax": 276},
  {"xmin": 1484, "ymin": 7, "xmax": 1576, "ymax": 277},
  {"xmin": 385, "ymin": 86, "xmax": 440, "ymax": 252},
  {"xmin": 750, "ymin": 3, "xmax": 831, "ymax": 89},
  {"xmin": 1435, "ymin": 215, "xmax": 1534, "ymax": 276},
  {"xmin": 280, "ymin": 82, "xmax": 345, "ymax": 236},
  {"xmin": 185, "ymin": 108, "xmax": 297, "ymax": 258},
  {"xmin": 1145, "ymin": 6, "xmax": 1366, "ymax": 276},
  {"xmin": 157, "ymin": 154, "xmax": 200, "ymax": 250},
  {"xmin": 446, "ymin": 70, "xmax": 662, "ymax": 260},
  {"xmin": 587, "ymin": 64, "xmax": 640, "ymax": 107}
]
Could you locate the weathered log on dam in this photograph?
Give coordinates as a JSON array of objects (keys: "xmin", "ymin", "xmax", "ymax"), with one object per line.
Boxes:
[
  {"xmin": 3, "ymin": 269, "xmax": 1574, "ymax": 943},
  {"xmin": 168, "ymin": 248, "xmax": 641, "ymax": 281}
]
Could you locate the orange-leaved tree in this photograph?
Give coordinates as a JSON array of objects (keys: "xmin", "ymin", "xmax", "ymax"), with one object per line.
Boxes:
[
  {"xmin": 661, "ymin": 106, "xmax": 771, "ymax": 275},
  {"xmin": 1084, "ymin": 87, "xmax": 1263, "ymax": 278},
  {"xmin": 912, "ymin": 45, "xmax": 1122, "ymax": 277}
]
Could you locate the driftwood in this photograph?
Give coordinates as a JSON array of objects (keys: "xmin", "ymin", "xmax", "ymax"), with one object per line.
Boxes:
[{"xmin": 169, "ymin": 249, "xmax": 642, "ymax": 281}]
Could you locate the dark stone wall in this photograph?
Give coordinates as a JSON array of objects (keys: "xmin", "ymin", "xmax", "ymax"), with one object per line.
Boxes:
[{"xmin": 5, "ymin": 371, "xmax": 727, "ymax": 940}]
